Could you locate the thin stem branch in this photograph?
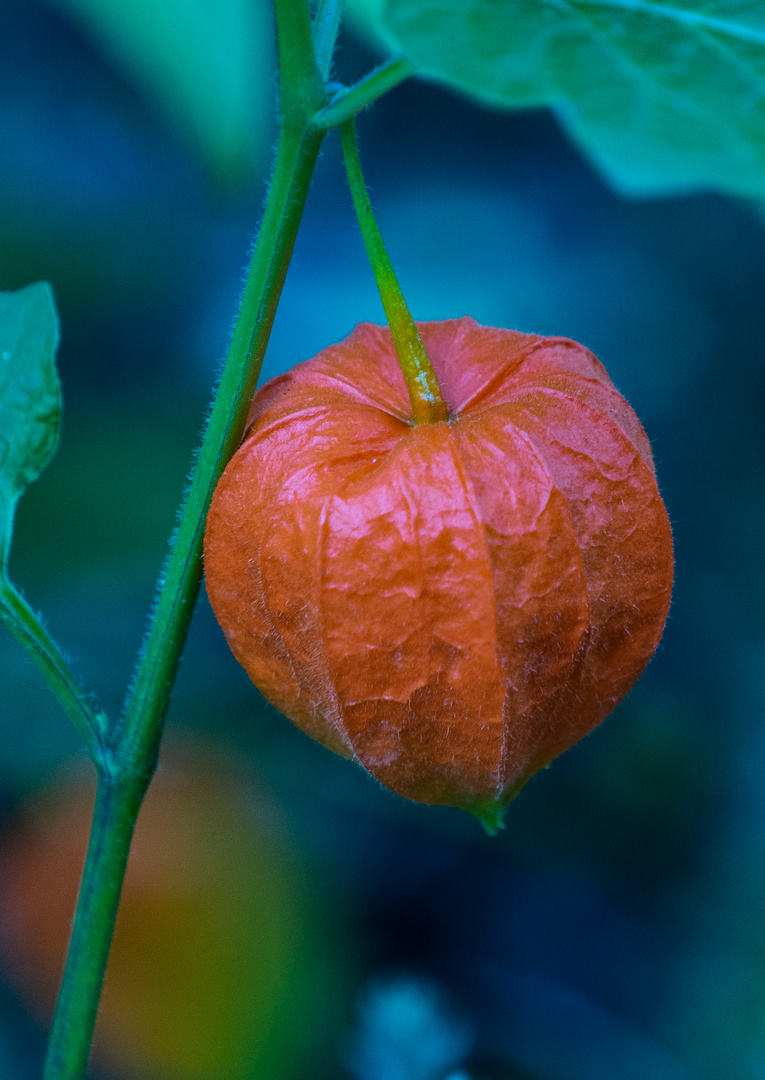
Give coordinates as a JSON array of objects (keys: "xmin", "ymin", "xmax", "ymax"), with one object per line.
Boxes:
[
  {"xmin": 313, "ymin": 56, "xmax": 414, "ymax": 130},
  {"xmin": 340, "ymin": 119, "xmax": 448, "ymax": 425},
  {"xmin": 0, "ymin": 491, "xmax": 15, "ymax": 575},
  {"xmin": 1, "ymin": 491, "xmax": 106, "ymax": 765},
  {"xmin": 312, "ymin": 0, "xmax": 344, "ymax": 80},
  {"xmin": 0, "ymin": 577, "xmax": 107, "ymax": 768}
]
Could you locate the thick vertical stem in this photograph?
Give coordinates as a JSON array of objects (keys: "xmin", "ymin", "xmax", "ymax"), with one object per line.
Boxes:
[
  {"xmin": 43, "ymin": 772, "xmax": 145, "ymax": 1079},
  {"xmin": 42, "ymin": 4, "xmax": 327, "ymax": 1074},
  {"xmin": 43, "ymin": 126, "xmax": 325, "ymax": 1080},
  {"xmin": 274, "ymin": 0, "xmax": 325, "ymax": 118},
  {"xmin": 116, "ymin": 123, "xmax": 324, "ymax": 770},
  {"xmin": 39, "ymin": 2, "xmax": 425, "ymax": 1073}
]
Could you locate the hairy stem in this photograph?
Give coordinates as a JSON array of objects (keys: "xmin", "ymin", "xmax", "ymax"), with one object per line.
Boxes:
[
  {"xmin": 313, "ymin": 0, "xmax": 345, "ymax": 79},
  {"xmin": 313, "ymin": 56, "xmax": 414, "ymax": 130},
  {"xmin": 42, "ymin": 2, "xmax": 327, "ymax": 1075},
  {"xmin": 41, "ymin": 2, "xmax": 417, "ymax": 1073},
  {"xmin": 116, "ymin": 123, "xmax": 325, "ymax": 772},
  {"xmin": 0, "ymin": 577, "xmax": 106, "ymax": 768},
  {"xmin": 340, "ymin": 119, "xmax": 448, "ymax": 424},
  {"xmin": 275, "ymin": 0, "xmax": 326, "ymax": 119},
  {"xmin": 42, "ymin": 771, "xmax": 144, "ymax": 1079}
]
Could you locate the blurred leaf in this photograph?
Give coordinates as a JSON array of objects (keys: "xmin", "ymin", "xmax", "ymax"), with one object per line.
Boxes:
[
  {"xmin": 354, "ymin": 0, "xmax": 765, "ymax": 200},
  {"xmin": 345, "ymin": 0, "xmax": 399, "ymax": 54},
  {"xmin": 48, "ymin": 0, "xmax": 275, "ymax": 179},
  {"xmin": 0, "ymin": 283, "xmax": 60, "ymax": 565}
]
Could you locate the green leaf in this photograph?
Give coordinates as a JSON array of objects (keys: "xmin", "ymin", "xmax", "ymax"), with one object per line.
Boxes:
[
  {"xmin": 360, "ymin": 0, "xmax": 765, "ymax": 200},
  {"xmin": 0, "ymin": 282, "xmax": 61, "ymax": 567},
  {"xmin": 345, "ymin": 0, "xmax": 398, "ymax": 54},
  {"xmin": 49, "ymin": 0, "xmax": 275, "ymax": 179}
]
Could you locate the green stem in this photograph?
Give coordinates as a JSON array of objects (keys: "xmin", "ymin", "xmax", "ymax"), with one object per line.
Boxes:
[
  {"xmin": 0, "ymin": 577, "xmax": 106, "ymax": 768},
  {"xmin": 43, "ymin": 2, "xmax": 327, "ymax": 1075},
  {"xmin": 43, "ymin": 123, "xmax": 325, "ymax": 1080},
  {"xmin": 42, "ymin": 771, "xmax": 144, "ymax": 1079},
  {"xmin": 275, "ymin": 0, "xmax": 326, "ymax": 120},
  {"xmin": 0, "ymin": 490, "xmax": 106, "ymax": 764},
  {"xmin": 116, "ymin": 122, "xmax": 325, "ymax": 772},
  {"xmin": 313, "ymin": 57, "xmax": 414, "ymax": 131},
  {"xmin": 340, "ymin": 119, "xmax": 448, "ymax": 425},
  {"xmin": 0, "ymin": 490, "xmax": 15, "ymax": 574},
  {"xmin": 312, "ymin": 0, "xmax": 344, "ymax": 80},
  {"xmin": 41, "ymin": 3, "xmax": 418, "ymax": 1072}
]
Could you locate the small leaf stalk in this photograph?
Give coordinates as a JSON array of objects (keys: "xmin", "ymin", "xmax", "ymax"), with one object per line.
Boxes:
[{"xmin": 340, "ymin": 118, "xmax": 449, "ymax": 425}]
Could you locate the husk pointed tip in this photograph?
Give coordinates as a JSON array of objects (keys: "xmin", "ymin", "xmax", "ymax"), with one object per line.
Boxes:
[{"xmin": 466, "ymin": 801, "xmax": 507, "ymax": 837}]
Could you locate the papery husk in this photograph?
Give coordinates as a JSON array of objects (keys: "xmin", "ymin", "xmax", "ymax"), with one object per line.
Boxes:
[{"xmin": 204, "ymin": 318, "xmax": 674, "ymax": 830}]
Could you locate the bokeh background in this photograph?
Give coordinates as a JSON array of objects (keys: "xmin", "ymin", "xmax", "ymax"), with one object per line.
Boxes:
[{"xmin": 1, "ymin": 1, "xmax": 765, "ymax": 1078}]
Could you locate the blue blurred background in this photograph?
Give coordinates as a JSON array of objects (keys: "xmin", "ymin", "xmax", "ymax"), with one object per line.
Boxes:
[{"xmin": 1, "ymin": 1, "xmax": 765, "ymax": 1078}]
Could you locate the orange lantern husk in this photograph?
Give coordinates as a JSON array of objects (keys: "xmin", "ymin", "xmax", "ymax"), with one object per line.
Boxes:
[{"xmin": 204, "ymin": 318, "xmax": 673, "ymax": 831}]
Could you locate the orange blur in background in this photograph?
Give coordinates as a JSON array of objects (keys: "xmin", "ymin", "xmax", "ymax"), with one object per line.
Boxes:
[{"xmin": 0, "ymin": 741, "xmax": 348, "ymax": 1080}]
